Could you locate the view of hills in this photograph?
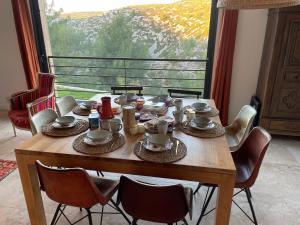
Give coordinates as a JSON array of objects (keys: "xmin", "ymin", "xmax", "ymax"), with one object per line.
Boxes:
[{"xmin": 46, "ymin": 0, "xmax": 211, "ymax": 98}]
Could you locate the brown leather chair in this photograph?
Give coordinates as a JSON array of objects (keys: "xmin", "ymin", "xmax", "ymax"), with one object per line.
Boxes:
[
  {"xmin": 196, "ymin": 127, "xmax": 271, "ymax": 225},
  {"xmin": 35, "ymin": 161, "xmax": 130, "ymax": 225},
  {"xmin": 225, "ymin": 105, "xmax": 257, "ymax": 152},
  {"xmin": 117, "ymin": 176, "xmax": 193, "ymax": 225}
]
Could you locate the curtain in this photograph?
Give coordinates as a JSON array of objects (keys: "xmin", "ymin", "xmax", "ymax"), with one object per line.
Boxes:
[
  {"xmin": 212, "ymin": 10, "xmax": 238, "ymax": 125},
  {"xmin": 11, "ymin": 0, "xmax": 40, "ymax": 89}
]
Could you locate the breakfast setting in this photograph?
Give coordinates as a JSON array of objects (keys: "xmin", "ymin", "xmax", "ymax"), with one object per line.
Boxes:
[{"xmin": 39, "ymin": 93, "xmax": 223, "ymax": 163}]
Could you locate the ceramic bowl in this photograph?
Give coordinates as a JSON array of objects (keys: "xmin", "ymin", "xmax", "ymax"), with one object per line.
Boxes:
[
  {"xmin": 87, "ymin": 130, "xmax": 112, "ymax": 142},
  {"xmin": 192, "ymin": 102, "xmax": 208, "ymax": 111},
  {"xmin": 126, "ymin": 93, "xmax": 138, "ymax": 102},
  {"xmin": 55, "ymin": 116, "xmax": 75, "ymax": 126},
  {"xmin": 81, "ymin": 101, "xmax": 95, "ymax": 110},
  {"xmin": 192, "ymin": 116, "xmax": 212, "ymax": 128},
  {"xmin": 149, "ymin": 134, "xmax": 170, "ymax": 146}
]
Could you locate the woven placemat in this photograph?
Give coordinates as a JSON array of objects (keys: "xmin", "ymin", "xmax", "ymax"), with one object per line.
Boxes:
[
  {"xmin": 73, "ymin": 133, "xmax": 125, "ymax": 155},
  {"xmin": 41, "ymin": 119, "xmax": 89, "ymax": 137},
  {"xmin": 133, "ymin": 137, "xmax": 187, "ymax": 163},
  {"xmin": 184, "ymin": 105, "xmax": 219, "ymax": 117},
  {"xmin": 180, "ymin": 121, "xmax": 225, "ymax": 138},
  {"xmin": 72, "ymin": 105, "xmax": 91, "ymax": 116}
]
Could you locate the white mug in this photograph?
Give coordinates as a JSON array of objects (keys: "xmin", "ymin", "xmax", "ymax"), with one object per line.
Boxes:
[
  {"xmin": 119, "ymin": 94, "xmax": 127, "ymax": 106},
  {"xmin": 109, "ymin": 118, "xmax": 123, "ymax": 133},
  {"xmin": 174, "ymin": 99, "xmax": 183, "ymax": 111},
  {"xmin": 100, "ymin": 119, "xmax": 111, "ymax": 131},
  {"xmin": 157, "ymin": 120, "xmax": 168, "ymax": 135},
  {"xmin": 173, "ymin": 109, "xmax": 184, "ymax": 125}
]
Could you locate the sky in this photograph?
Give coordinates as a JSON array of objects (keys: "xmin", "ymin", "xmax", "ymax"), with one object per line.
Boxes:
[{"xmin": 47, "ymin": 0, "xmax": 177, "ymax": 13}]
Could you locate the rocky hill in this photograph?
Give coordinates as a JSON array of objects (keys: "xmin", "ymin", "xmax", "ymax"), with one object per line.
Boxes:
[{"xmin": 57, "ymin": 0, "xmax": 210, "ymax": 58}]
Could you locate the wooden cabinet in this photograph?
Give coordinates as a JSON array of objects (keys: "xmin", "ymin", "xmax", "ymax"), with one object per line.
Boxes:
[{"xmin": 257, "ymin": 6, "xmax": 300, "ymax": 136}]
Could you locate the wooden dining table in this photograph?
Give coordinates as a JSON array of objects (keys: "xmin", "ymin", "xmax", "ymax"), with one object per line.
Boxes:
[{"xmin": 15, "ymin": 95, "xmax": 236, "ymax": 225}]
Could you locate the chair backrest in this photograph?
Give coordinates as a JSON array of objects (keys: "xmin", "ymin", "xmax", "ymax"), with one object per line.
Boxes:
[
  {"xmin": 167, "ymin": 89, "xmax": 202, "ymax": 99},
  {"xmin": 250, "ymin": 95, "xmax": 261, "ymax": 127},
  {"xmin": 55, "ymin": 96, "xmax": 77, "ymax": 116},
  {"xmin": 118, "ymin": 176, "xmax": 190, "ymax": 224},
  {"xmin": 38, "ymin": 73, "xmax": 55, "ymax": 97},
  {"xmin": 30, "ymin": 108, "xmax": 58, "ymax": 135},
  {"xmin": 35, "ymin": 160, "xmax": 106, "ymax": 209},
  {"xmin": 111, "ymin": 86, "xmax": 143, "ymax": 96},
  {"xmin": 234, "ymin": 127, "xmax": 271, "ymax": 187},
  {"xmin": 227, "ymin": 105, "xmax": 257, "ymax": 148}
]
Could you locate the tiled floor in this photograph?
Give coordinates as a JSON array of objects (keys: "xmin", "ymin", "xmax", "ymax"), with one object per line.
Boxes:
[{"xmin": 1, "ymin": 110, "xmax": 300, "ymax": 225}]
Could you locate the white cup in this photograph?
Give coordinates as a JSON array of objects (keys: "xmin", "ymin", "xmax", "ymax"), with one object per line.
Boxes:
[
  {"xmin": 100, "ymin": 119, "xmax": 111, "ymax": 131},
  {"xmin": 109, "ymin": 118, "xmax": 123, "ymax": 133},
  {"xmin": 119, "ymin": 94, "xmax": 127, "ymax": 106},
  {"xmin": 174, "ymin": 99, "xmax": 183, "ymax": 111},
  {"xmin": 173, "ymin": 109, "xmax": 184, "ymax": 125},
  {"xmin": 157, "ymin": 120, "xmax": 168, "ymax": 135},
  {"xmin": 186, "ymin": 109, "xmax": 195, "ymax": 122}
]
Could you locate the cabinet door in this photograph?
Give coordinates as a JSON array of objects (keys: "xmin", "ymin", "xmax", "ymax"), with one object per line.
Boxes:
[{"xmin": 270, "ymin": 14, "xmax": 300, "ymax": 119}]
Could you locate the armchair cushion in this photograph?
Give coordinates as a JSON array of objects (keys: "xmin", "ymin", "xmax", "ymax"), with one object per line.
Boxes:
[{"xmin": 8, "ymin": 109, "xmax": 30, "ymax": 129}]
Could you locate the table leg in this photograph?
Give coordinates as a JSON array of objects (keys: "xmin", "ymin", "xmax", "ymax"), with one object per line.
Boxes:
[
  {"xmin": 214, "ymin": 175, "xmax": 235, "ymax": 225},
  {"xmin": 16, "ymin": 153, "xmax": 47, "ymax": 225}
]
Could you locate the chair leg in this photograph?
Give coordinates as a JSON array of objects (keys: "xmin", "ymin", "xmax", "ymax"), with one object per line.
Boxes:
[
  {"xmin": 245, "ymin": 188, "xmax": 258, "ymax": 225},
  {"xmin": 12, "ymin": 123, "xmax": 16, "ymax": 137},
  {"xmin": 196, "ymin": 187, "xmax": 216, "ymax": 225},
  {"xmin": 110, "ymin": 199, "xmax": 131, "ymax": 224},
  {"xmin": 132, "ymin": 218, "xmax": 138, "ymax": 225},
  {"xmin": 50, "ymin": 204, "xmax": 62, "ymax": 225},
  {"xmin": 96, "ymin": 171, "xmax": 104, "ymax": 177},
  {"xmin": 182, "ymin": 218, "xmax": 188, "ymax": 225},
  {"xmin": 248, "ymin": 188, "xmax": 253, "ymax": 198},
  {"xmin": 86, "ymin": 208, "xmax": 93, "ymax": 225},
  {"xmin": 100, "ymin": 205, "xmax": 104, "ymax": 225},
  {"xmin": 193, "ymin": 183, "xmax": 202, "ymax": 195}
]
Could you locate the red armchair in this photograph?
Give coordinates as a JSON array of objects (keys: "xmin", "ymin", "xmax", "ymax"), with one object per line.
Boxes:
[{"xmin": 8, "ymin": 73, "xmax": 55, "ymax": 136}]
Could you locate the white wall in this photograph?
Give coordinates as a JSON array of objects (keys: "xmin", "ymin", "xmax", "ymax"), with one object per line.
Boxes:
[
  {"xmin": 0, "ymin": 0, "xmax": 26, "ymax": 110},
  {"xmin": 228, "ymin": 9, "xmax": 268, "ymax": 122}
]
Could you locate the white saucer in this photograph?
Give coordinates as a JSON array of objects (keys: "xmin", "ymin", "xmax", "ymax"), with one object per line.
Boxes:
[
  {"xmin": 83, "ymin": 136, "xmax": 112, "ymax": 146},
  {"xmin": 190, "ymin": 121, "xmax": 216, "ymax": 131},
  {"xmin": 143, "ymin": 140, "xmax": 173, "ymax": 152},
  {"xmin": 52, "ymin": 122, "xmax": 76, "ymax": 129}
]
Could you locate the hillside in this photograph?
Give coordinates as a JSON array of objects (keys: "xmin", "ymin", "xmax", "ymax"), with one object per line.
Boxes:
[
  {"xmin": 132, "ymin": 0, "xmax": 211, "ymax": 41},
  {"xmin": 61, "ymin": 11, "xmax": 103, "ymax": 19},
  {"xmin": 59, "ymin": 0, "xmax": 211, "ymax": 41}
]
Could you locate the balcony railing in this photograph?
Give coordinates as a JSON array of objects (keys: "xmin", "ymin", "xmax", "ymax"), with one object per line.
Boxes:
[{"xmin": 48, "ymin": 56, "xmax": 208, "ymax": 99}]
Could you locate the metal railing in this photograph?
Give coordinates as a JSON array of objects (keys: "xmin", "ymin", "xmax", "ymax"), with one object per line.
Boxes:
[{"xmin": 48, "ymin": 56, "xmax": 208, "ymax": 99}]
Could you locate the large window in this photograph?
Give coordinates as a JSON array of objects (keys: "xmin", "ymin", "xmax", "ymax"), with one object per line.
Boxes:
[{"xmin": 31, "ymin": 0, "xmax": 218, "ymax": 99}]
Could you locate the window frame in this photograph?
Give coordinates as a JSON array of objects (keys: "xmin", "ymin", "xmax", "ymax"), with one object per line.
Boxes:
[{"xmin": 30, "ymin": 0, "xmax": 218, "ymax": 98}]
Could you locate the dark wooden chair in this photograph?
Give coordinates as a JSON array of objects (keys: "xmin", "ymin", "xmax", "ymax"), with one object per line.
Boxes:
[
  {"xmin": 35, "ymin": 161, "xmax": 130, "ymax": 225},
  {"xmin": 195, "ymin": 127, "xmax": 271, "ymax": 225},
  {"xmin": 111, "ymin": 86, "xmax": 143, "ymax": 96},
  {"xmin": 167, "ymin": 89, "xmax": 202, "ymax": 99},
  {"xmin": 117, "ymin": 175, "xmax": 193, "ymax": 225}
]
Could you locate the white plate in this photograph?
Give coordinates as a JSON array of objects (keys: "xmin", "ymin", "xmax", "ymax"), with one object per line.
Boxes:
[
  {"xmin": 143, "ymin": 140, "xmax": 173, "ymax": 152},
  {"xmin": 190, "ymin": 121, "xmax": 216, "ymax": 131},
  {"xmin": 52, "ymin": 122, "xmax": 76, "ymax": 129},
  {"xmin": 84, "ymin": 136, "xmax": 112, "ymax": 146}
]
